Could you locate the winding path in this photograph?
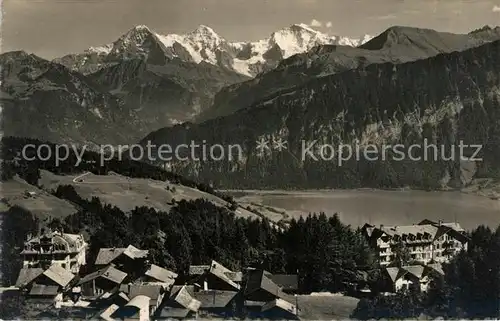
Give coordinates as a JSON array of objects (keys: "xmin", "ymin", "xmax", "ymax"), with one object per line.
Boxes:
[{"xmin": 72, "ymin": 172, "xmax": 91, "ymax": 183}]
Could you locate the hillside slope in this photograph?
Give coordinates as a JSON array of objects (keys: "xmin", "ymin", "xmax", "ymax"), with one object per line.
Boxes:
[
  {"xmin": 198, "ymin": 26, "xmax": 500, "ymax": 121},
  {"xmin": 140, "ymin": 39, "xmax": 500, "ymax": 190},
  {"xmin": 0, "ymin": 51, "xmax": 146, "ymax": 145}
]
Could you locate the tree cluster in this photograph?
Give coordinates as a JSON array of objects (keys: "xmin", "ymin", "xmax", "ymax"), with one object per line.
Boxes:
[{"xmin": 52, "ymin": 184, "xmax": 375, "ymax": 293}]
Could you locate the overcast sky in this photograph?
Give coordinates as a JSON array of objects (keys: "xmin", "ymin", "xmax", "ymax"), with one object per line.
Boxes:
[{"xmin": 3, "ymin": 0, "xmax": 500, "ymax": 59}]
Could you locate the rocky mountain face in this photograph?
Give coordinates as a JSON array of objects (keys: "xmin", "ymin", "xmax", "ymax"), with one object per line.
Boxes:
[
  {"xmin": 0, "ymin": 51, "xmax": 149, "ymax": 146},
  {"xmin": 55, "ymin": 25, "xmax": 250, "ymax": 126},
  {"xmin": 139, "ymin": 39, "xmax": 500, "ymax": 190},
  {"xmin": 23, "ymin": 23, "xmax": 366, "ymax": 144},
  {"xmin": 198, "ymin": 26, "xmax": 500, "ymax": 122},
  {"xmin": 56, "ymin": 24, "xmax": 371, "ymax": 77},
  {"xmin": 86, "ymin": 56, "xmax": 248, "ymax": 127}
]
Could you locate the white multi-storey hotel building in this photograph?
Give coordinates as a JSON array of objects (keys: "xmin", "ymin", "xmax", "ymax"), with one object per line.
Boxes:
[
  {"xmin": 20, "ymin": 229, "xmax": 87, "ymax": 274},
  {"xmin": 362, "ymin": 219, "xmax": 469, "ymax": 266}
]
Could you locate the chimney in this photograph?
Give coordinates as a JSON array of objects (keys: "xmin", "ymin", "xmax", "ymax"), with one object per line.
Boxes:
[{"xmin": 438, "ymin": 220, "xmax": 442, "ymax": 227}]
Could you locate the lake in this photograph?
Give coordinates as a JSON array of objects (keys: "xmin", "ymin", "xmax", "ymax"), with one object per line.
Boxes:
[{"xmin": 230, "ymin": 189, "xmax": 500, "ymax": 230}]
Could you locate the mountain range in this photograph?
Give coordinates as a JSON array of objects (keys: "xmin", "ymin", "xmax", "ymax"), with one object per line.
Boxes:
[
  {"xmin": 138, "ymin": 26, "xmax": 500, "ymax": 190},
  {"xmin": 1, "ymin": 24, "xmax": 369, "ymax": 145},
  {"xmin": 2, "ymin": 24, "xmax": 500, "ymax": 191},
  {"xmin": 197, "ymin": 25, "xmax": 500, "ymax": 121},
  {"xmin": 56, "ymin": 24, "xmax": 372, "ymax": 77}
]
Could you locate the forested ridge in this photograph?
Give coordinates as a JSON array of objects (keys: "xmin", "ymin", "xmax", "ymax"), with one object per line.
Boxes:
[
  {"xmin": 141, "ymin": 39, "xmax": 500, "ymax": 190},
  {"xmin": 1, "ymin": 136, "xmax": 500, "ymax": 319}
]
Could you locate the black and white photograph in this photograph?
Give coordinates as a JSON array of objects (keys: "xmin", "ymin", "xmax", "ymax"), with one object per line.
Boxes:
[{"xmin": 1, "ymin": 0, "xmax": 500, "ymax": 319}]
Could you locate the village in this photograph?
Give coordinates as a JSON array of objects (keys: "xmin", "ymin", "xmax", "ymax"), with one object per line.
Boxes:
[{"xmin": 8, "ymin": 218, "xmax": 469, "ymax": 320}]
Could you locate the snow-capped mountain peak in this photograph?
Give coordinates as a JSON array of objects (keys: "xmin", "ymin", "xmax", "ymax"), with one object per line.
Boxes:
[
  {"xmin": 155, "ymin": 25, "xmax": 226, "ymax": 65},
  {"xmin": 76, "ymin": 24, "xmax": 372, "ymax": 77},
  {"xmin": 188, "ymin": 25, "xmax": 223, "ymax": 43},
  {"xmin": 133, "ymin": 24, "xmax": 151, "ymax": 32},
  {"xmin": 86, "ymin": 44, "xmax": 112, "ymax": 55},
  {"xmin": 268, "ymin": 23, "xmax": 337, "ymax": 58}
]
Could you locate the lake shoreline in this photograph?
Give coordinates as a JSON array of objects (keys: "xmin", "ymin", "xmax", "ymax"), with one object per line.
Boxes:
[
  {"xmin": 224, "ymin": 187, "xmax": 500, "ymax": 230},
  {"xmin": 220, "ymin": 183, "xmax": 500, "ymax": 200}
]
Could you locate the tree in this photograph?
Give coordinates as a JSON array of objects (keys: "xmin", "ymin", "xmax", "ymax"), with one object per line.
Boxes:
[
  {"xmin": 392, "ymin": 241, "xmax": 411, "ymax": 267},
  {"xmin": 0, "ymin": 294, "xmax": 28, "ymax": 319}
]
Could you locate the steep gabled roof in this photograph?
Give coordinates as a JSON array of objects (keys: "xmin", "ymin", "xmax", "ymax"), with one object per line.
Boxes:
[
  {"xmin": 43, "ymin": 264, "xmax": 75, "ymax": 287},
  {"xmin": 156, "ymin": 285, "xmax": 198, "ymax": 319},
  {"xmin": 262, "ymin": 298, "xmax": 297, "ymax": 315},
  {"xmin": 95, "ymin": 245, "xmax": 148, "ymax": 265},
  {"xmin": 194, "ymin": 290, "xmax": 238, "ymax": 308},
  {"xmin": 244, "ymin": 270, "xmax": 289, "ymax": 301},
  {"xmin": 98, "ymin": 290, "xmax": 130, "ymax": 303},
  {"xmin": 386, "ymin": 267, "xmax": 407, "ymax": 282},
  {"xmin": 403, "ymin": 265, "xmax": 425, "ymax": 279},
  {"xmin": 111, "ymin": 295, "xmax": 150, "ymax": 319},
  {"xmin": 126, "ymin": 295, "xmax": 150, "ymax": 310},
  {"xmin": 95, "ymin": 248, "xmax": 126, "ymax": 265},
  {"xmin": 427, "ymin": 263, "xmax": 445, "ymax": 276},
  {"xmin": 123, "ymin": 245, "xmax": 149, "ymax": 260},
  {"xmin": 225, "ymin": 271, "xmax": 243, "ymax": 282},
  {"xmin": 418, "ymin": 220, "xmax": 465, "ymax": 232},
  {"xmin": 144, "ymin": 264, "xmax": 178, "ymax": 284},
  {"xmin": 270, "ymin": 274, "xmax": 298, "ymax": 291},
  {"xmin": 189, "ymin": 265, "xmax": 210, "ymax": 275},
  {"xmin": 127, "ymin": 284, "xmax": 164, "ymax": 305},
  {"xmin": 171, "ymin": 285, "xmax": 201, "ymax": 312},
  {"xmin": 77, "ymin": 265, "xmax": 127, "ymax": 286},
  {"xmin": 379, "ymin": 224, "xmax": 439, "ymax": 238},
  {"xmin": 15, "ymin": 267, "xmax": 44, "ymax": 288},
  {"xmin": 29, "ymin": 283, "xmax": 59, "ymax": 296},
  {"xmin": 208, "ymin": 260, "xmax": 240, "ymax": 290},
  {"xmin": 387, "ymin": 264, "xmax": 444, "ymax": 283}
]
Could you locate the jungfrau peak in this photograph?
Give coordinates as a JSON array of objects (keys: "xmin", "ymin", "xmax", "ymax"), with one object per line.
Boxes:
[{"xmin": 267, "ymin": 23, "xmax": 357, "ymax": 58}]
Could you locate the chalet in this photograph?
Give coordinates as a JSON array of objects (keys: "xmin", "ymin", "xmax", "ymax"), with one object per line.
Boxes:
[
  {"xmin": 16, "ymin": 264, "xmax": 75, "ymax": 304},
  {"xmin": 15, "ymin": 267, "xmax": 44, "ymax": 289},
  {"xmin": 94, "ymin": 245, "xmax": 149, "ymax": 275},
  {"xmin": 244, "ymin": 269, "xmax": 291, "ymax": 305},
  {"xmin": 77, "ymin": 265, "xmax": 128, "ymax": 298},
  {"xmin": 111, "ymin": 295, "xmax": 151, "ymax": 321},
  {"xmin": 269, "ymin": 274, "xmax": 298, "ymax": 293},
  {"xmin": 194, "ymin": 290, "xmax": 239, "ymax": 316},
  {"xmin": 156, "ymin": 285, "xmax": 201, "ymax": 319},
  {"xmin": 261, "ymin": 298, "xmax": 298, "ymax": 319},
  {"xmin": 384, "ymin": 263, "xmax": 445, "ymax": 292},
  {"xmin": 21, "ymin": 229, "xmax": 87, "ymax": 273},
  {"xmin": 138, "ymin": 264, "xmax": 178, "ymax": 287},
  {"xmin": 120, "ymin": 283, "xmax": 166, "ymax": 316},
  {"xmin": 96, "ymin": 292, "xmax": 130, "ymax": 320},
  {"xmin": 191, "ymin": 260, "xmax": 241, "ymax": 291}
]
